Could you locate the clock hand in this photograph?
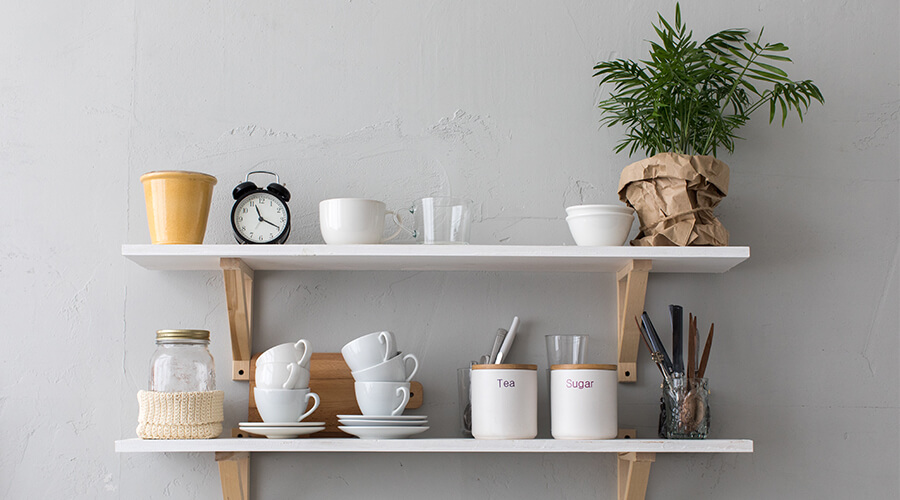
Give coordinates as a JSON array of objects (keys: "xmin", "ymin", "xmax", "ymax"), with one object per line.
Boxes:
[
  {"xmin": 255, "ymin": 206, "xmax": 263, "ymax": 221},
  {"xmin": 261, "ymin": 219, "xmax": 280, "ymax": 230}
]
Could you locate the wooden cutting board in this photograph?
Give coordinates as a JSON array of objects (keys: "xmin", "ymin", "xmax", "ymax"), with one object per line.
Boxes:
[{"xmin": 242, "ymin": 353, "xmax": 424, "ymax": 438}]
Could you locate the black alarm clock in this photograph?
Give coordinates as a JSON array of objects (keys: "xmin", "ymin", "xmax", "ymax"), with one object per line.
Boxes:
[{"xmin": 230, "ymin": 171, "xmax": 291, "ymax": 244}]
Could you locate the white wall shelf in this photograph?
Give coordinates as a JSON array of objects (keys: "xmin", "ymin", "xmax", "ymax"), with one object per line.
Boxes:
[
  {"xmin": 116, "ymin": 437, "xmax": 753, "ymax": 454},
  {"xmin": 122, "ymin": 244, "xmax": 749, "ymax": 273},
  {"xmin": 120, "ymin": 243, "xmax": 751, "ymax": 500}
]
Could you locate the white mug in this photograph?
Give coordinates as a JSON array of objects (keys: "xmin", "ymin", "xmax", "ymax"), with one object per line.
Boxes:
[
  {"xmin": 351, "ymin": 353, "xmax": 419, "ymax": 382},
  {"xmin": 550, "ymin": 364, "xmax": 617, "ymax": 439},
  {"xmin": 354, "ymin": 381, "xmax": 410, "ymax": 416},
  {"xmin": 471, "ymin": 364, "xmax": 537, "ymax": 439},
  {"xmin": 254, "ymin": 387, "xmax": 321, "ymax": 423},
  {"xmin": 258, "ymin": 339, "xmax": 312, "ymax": 366},
  {"xmin": 255, "ymin": 361, "xmax": 311, "ymax": 390},
  {"xmin": 341, "ymin": 331, "xmax": 396, "ymax": 372},
  {"xmin": 319, "ymin": 198, "xmax": 404, "ymax": 244}
]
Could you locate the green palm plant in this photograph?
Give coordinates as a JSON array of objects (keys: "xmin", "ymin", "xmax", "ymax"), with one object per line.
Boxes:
[{"xmin": 593, "ymin": 3, "xmax": 824, "ymax": 157}]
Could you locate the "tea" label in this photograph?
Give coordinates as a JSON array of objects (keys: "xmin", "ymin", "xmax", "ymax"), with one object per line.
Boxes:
[{"xmin": 496, "ymin": 378, "xmax": 516, "ymax": 388}]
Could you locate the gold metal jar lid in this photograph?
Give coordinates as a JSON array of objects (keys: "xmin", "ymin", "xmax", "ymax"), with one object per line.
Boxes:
[{"xmin": 156, "ymin": 329, "xmax": 210, "ymax": 340}]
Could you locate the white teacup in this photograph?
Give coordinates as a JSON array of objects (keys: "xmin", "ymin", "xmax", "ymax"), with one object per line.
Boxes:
[
  {"xmin": 254, "ymin": 387, "xmax": 321, "ymax": 423},
  {"xmin": 258, "ymin": 339, "xmax": 312, "ymax": 366},
  {"xmin": 354, "ymin": 381, "xmax": 410, "ymax": 416},
  {"xmin": 319, "ymin": 198, "xmax": 404, "ymax": 245},
  {"xmin": 255, "ymin": 361, "xmax": 311, "ymax": 390},
  {"xmin": 341, "ymin": 331, "xmax": 396, "ymax": 372},
  {"xmin": 352, "ymin": 353, "xmax": 419, "ymax": 382}
]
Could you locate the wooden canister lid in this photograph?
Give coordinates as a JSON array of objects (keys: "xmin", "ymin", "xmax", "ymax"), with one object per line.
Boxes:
[
  {"xmin": 551, "ymin": 364, "xmax": 617, "ymax": 371},
  {"xmin": 471, "ymin": 364, "xmax": 538, "ymax": 371}
]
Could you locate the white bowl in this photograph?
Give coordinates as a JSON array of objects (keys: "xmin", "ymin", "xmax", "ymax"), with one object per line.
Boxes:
[
  {"xmin": 566, "ymin": 212, "xmax": 635, "ymax": 246},
  {"xmin": 565, "ymin": 204, "xmax": 634, "ymax": 216}
]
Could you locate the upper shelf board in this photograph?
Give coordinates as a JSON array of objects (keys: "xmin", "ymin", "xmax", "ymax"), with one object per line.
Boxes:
[
  {"xmin": 115, "ymin": 438, "xmax": 753, "ymax": 454},
  {"xmin": 122, "ymin": 244, "xmax": 749, "ymax": 273}
]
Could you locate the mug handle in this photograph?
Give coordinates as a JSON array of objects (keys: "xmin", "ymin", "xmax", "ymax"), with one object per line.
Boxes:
[
  {"xmin": 294, "ymin": 339, "xmax": 311, "ymax": 367},
  {"xmin": 282, "ymin": 362, "xmax": 302, "ymax": 389},
  {"xmin": 378, "ymin": 331, "xmax": 394, "ymax": 363},
  {"xmin": 390, "ymin": 386, "xmax": 410, "ymax": 416},
  {"xmin": 381, "ymin": 211, "xmax": 409, "ymax": 242},
  {"xmin": 402, "ymin": 353, "xmax": 419, "ymax": 382},
  {"xmin": 298, "ymin": 392, "xmax": 321, "ymax": 422}
]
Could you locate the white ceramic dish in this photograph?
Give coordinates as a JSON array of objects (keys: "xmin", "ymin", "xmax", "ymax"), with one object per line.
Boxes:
[
  {"xmin": 565, "ymin": 204, "xmax": 634, "ymax": 216},
  {"xmin": 338, "ymin": 425, "xmax": 430, "ymax": 440},
  {"xmin": 339, "ymin": 419, "xmax": 429, "ymax": 427},
  {"xmin": 337, "ymin": 414, "xmax": 427, "ymax": 421},
  {"xmin": 238, "ymin": 425, "xmax": 325, "ymax": 439},
  {"xmin": 238, "ymin": 421, "xmax": 325, "ymax": 428},
  {"xmin": 566, "ymin": 212, "xmax": 635, "ymax": 246}
]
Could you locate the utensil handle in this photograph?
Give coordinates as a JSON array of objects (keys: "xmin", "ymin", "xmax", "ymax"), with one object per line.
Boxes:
[{"xmin": 670, "ymin": 305, "xmax": 683, "ymax": 375}]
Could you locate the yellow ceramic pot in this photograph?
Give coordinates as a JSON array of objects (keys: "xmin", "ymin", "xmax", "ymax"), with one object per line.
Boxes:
[{"xmin": 140, "ymin": 171, "xmax": 217, "ymax": 244}]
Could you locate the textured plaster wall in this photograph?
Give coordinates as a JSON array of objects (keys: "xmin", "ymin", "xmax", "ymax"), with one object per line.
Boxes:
[{"xmin": 1, "ymin": 1, "xmax": 897, "ymax": 499}]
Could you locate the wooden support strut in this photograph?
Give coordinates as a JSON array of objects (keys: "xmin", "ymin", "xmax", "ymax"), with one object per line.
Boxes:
[
  {"xmin": 221, "ymin": 258, "xmax": 254, "ymax": 381},
  {"xmin": 617, "ymin": 452, "xmax": 656, "ymax": 500},
  {"xmin": 216, "ymin": 452, "xmax": 250, "ymax": 500},
  {"xmin": 616, "ymin": 260, "xmax": 651, "ymax": 382}
]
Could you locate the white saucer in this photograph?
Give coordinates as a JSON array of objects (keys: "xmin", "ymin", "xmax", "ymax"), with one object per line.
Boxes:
[
  {"xmin": 339, "ymin": 425, "xmax": 430, "ymax": 440},
  {"xmin": 239, "ymin": 421, "xmax": 325, "ymax": 427},
  {"xmin": 337, "ymin": 415, "xmax": 427, "ymax": 421},
  {"xmin": 239, "ymin": 425, "xmax": 325, "ymax": 439},
  {"xmin": 339, "ymin": 418, "xmax": 429, "ymax": 427}
]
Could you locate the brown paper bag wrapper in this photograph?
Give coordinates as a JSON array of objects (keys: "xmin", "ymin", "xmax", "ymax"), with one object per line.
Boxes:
[{"xmin": 617, "ymin": 153, "xmax": 730, "ymax": 246}]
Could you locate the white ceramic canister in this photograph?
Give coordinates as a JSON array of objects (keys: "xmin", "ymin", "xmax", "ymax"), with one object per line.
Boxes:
[
  {"xmin": 550, "ymin": 364, "xmax": 618, "ymax": 439},
  {"xmin": 471, "ymin": 364, "xmax": 538, "ymax": 440}
]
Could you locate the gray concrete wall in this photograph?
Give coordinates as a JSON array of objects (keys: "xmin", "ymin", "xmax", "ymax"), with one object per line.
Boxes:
[{"xmin": 1, "ymin": 1, "xmax": 897, "ymax": 498}]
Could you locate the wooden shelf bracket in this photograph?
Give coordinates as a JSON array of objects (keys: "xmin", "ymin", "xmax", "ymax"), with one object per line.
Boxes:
[
  {"xmin": 616, "ymin": 259, "xmax": 652, "ymax": 382},
  {"xmin": 221, "ymin": 258, "xmax": 254, "ymax": 381},
  {"xmin": 617, "ymin": 451, "xmax": 656, "ymax": 500},
  {"xmin": 216, "ymin": 452, "xmax": 250, "ymax": 500}
]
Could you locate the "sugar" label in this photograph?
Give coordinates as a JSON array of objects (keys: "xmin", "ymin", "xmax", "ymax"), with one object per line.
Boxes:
[{"xmin": 565, "ymin": 378, "xmax": 594, "ymax": 389}]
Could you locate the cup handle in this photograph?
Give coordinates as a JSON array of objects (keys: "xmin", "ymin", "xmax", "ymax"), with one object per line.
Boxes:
[
  {"xmin": 298, "ymin": 392, "xmax": 321, "ymax": 422},
  {"xmin": 390, "ymin": 386, "xmax": 410, "ymax": 416},
  {"xmin": 282, "ymin": 362, "xmax": 301, "ymax": 389},
  {"xmin": 378, "ymin": 331, "xmax": 394, "ymax": 363},
  {"xmin": 402, "ymin": 353, "xmax": 419, "ymax": 382},
  {"xmin": 295, "ymin": 339, "xmax": 311, "ymax": 367},
  {"xmin": 381, "ymin": 210, "xmax": 410, "ymax": 242}
]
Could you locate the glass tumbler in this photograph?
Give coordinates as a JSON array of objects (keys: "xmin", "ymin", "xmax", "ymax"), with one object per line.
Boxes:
[
  {"xmin": 410, "ymin": 197, "xmax": 472, "ymax": 244},
  {"xmin": 661, "ymin": 376, "xmax": 709, "ymax": 439},
  {"xmin": 545, "ymin": 335, "xmax": 589, "ymax": 366},
  {"xmin": 458, "ymin": 367, "xmax": 472, "ymax": 437}
]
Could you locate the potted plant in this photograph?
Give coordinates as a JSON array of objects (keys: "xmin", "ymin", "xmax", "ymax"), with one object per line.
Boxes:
[{"xmin": 591, "ymin": 3, "xmax": 824, "ymax": 246}]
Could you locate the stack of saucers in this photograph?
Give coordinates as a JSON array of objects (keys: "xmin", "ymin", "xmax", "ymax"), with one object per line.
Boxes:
[
  {"xmin": 339, "ymin": 330, "xmax": 429, "ymax": 439},
  {"xmin": 337, "ymin": 414, "xmax": 429, "ymax": 440}
]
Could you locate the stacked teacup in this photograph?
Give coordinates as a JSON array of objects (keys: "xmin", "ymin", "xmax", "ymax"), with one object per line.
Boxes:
[
  {"xmin": 240, "ymin": 339, "xmax": 325, "ymax": 438},
  {"xmin": 338, "ymin": 331, "xmax": 429, "ymax": 439}
]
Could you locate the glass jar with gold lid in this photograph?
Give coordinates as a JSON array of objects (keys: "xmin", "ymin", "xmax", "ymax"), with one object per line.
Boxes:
[{"xmin": 149, "ymin": 329, "xmax": 216, "ymax": 392}]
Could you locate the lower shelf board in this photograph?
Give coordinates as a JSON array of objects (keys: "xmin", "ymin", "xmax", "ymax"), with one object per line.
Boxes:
[{"xmin": 115, "ymin": 438, "xmax": 753, "ymax": 454}]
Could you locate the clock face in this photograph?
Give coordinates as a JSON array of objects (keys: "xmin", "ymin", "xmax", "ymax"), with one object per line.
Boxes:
[{"xmin": 232, "ymin": 191, "xmax": 289, "ymax": 243}]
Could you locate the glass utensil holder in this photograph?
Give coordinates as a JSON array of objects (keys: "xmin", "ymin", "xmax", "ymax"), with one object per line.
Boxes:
[{"xmin": 660, "ymin": 376, "xmax": 709, "ymax": 439}]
